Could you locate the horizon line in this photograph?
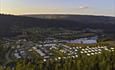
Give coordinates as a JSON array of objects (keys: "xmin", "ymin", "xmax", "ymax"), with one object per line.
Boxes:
[{"xmin": 0, "ymin": 13, "xmax": 115, "ymax": 17}]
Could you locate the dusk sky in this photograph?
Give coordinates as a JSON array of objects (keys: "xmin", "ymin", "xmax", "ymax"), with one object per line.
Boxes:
[{"xmin": 0, "ymin": 0, "xmax": 115, "ymax": 16}]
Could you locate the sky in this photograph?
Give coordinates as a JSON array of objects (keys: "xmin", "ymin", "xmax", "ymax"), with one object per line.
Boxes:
[{"xmin": 0, "ymin": 0, "xmax": 115, "ymax": 16}]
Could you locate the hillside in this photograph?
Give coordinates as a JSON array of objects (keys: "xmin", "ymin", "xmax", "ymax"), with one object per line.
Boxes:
[
  {"xmin": 25, "ymin": 14, "xmax": 115, "ymax": 24},
  {"xmin": 0, "ymin": 14, "xmax": 115, "ymax": 37}
]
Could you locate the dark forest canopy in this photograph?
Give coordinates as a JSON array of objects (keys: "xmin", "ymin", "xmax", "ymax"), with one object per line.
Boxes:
[{"xmin": 0, "ymin": 14, "xmax": 115, "ymax": 37}]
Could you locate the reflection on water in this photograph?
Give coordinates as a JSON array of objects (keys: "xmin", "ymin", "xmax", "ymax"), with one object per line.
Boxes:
[{"xmin": 63, "ymin": 36, "xmax": 98, "ymax": 44}]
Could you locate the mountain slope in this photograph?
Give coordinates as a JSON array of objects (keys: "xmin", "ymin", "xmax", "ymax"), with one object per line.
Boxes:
[
  {"xmin": 25, "ymin": 14, "xmax": 115, "ymax": 24},
  {"xmin": 0, "ymin": 14, "xmax": 115, "ymax": 37}
]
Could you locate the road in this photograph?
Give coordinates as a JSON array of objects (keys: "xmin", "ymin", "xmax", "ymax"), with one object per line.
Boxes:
[{"xmin": 4, "ymin": 47, "xmax": 14, "ymax": 65}]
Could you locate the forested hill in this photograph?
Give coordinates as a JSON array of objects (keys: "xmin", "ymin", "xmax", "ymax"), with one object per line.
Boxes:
[
  {"xmin": 25, "ymin": 14, "xmax": 115, "ymax": 24},
  {"xmin": 0, "ymin": 14, "xmax": 115, "ymax": 37}
]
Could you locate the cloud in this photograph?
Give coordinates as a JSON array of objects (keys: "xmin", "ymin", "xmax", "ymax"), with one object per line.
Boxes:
[{"xmin": 79, "ymin": 6, "xmax": 89, "ymax": 9}]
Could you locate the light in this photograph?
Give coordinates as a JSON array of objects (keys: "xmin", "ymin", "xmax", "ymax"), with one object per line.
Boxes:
[
  {"xmin": 75, "ymin": 55, "xmax": 78, "ymax": 57},
  {"xmin": 98, "ymin": 49, "xmax": 102, "ymax": 51},
  {"xmin": 75, "ymin": 49, "xmax": 78, "ymax": 52},
  {"xmin": 81, "ymin": 51, "xmax": 84, "ymax": 53},
  {"xmin": 98, "ymin": 52, "xmax": 101, "ymax": 54},
  {"xmin": 91, "ymin": 53, "xmax": 94, "ymax": 55},
  {"xmin": 43, "ymin": 59, "xmax": 46, "ymax": 62},
  {"xmin": 82, "ymin": 49, "xmax": 85, "ymax": 51},
  {"xmin": 58, "ymin": 57, "xmax": 61, "ymax": 60},
  {"xmin": 110, "ymin": 47, "xmax": 114, "ymax": 50},
  {"xmin": 105, "ymin": 48, "xmax": 109, "ymax": 51},
  {"xmin": 84, "ymin": 51, "xmax": 87, "ymax": 53},
  {"xmin": 88, "ymin": 50, "xmax": 91, "ymax": 53},
  {"xmin": 111, "ymin": 50, "xmax": 114, "ymax": 52},
  {"xmin": 94, "ymin": 49, "xmax": 98, "ymax": 52},
  {"xmin": 72, "ymin": 56, "xmax": 75, "ymax": 58},
  {"xmin": 91, "ymin": 50, "xmax": 95, "ymax": 52},
  {"xmin": 87, "ymin": 53, "xmax": 90, "ymax": 56},
  {"xmin": 85, "ymin": 48, "xmax": 89, "ymax": 50}
]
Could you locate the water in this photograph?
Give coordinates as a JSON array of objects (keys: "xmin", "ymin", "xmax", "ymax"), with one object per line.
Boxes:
[{"xmin": 63, "ymin": 36, "xmax": 98, "ymax": 44}]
